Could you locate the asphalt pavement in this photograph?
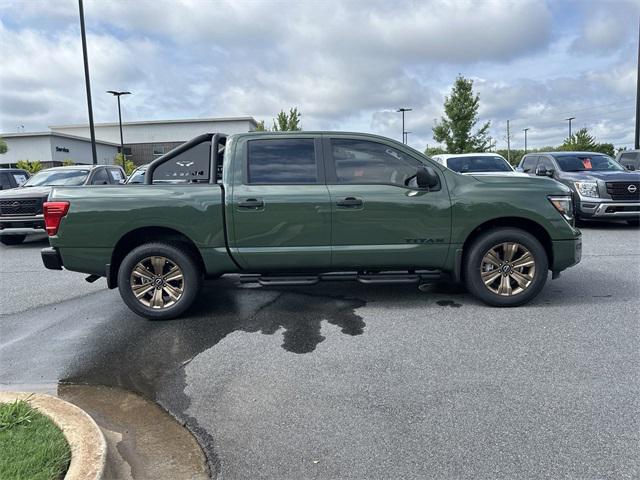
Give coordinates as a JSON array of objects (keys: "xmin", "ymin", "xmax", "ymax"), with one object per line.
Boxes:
[{"xmin": 1, "ymin": 222, "xmax": 639, "ymax": 479}]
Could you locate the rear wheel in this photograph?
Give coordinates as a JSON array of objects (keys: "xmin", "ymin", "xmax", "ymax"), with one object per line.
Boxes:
[
  {"xmin": 464, "ymin": 228, "xmax": 548, "ymax": 307},
  {"xmin": 118, "ymin": 242, "xmax": 202, "ymax": 320},
  {"xmin": 0, "ymin": 235, "xmax": 26, "ymax": 245}
]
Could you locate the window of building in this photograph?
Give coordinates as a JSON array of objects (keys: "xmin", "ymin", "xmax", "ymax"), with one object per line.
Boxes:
[
  {"xmin": 247, "ymin": 139, "xmax": 317, "ymax": 184},
  {"xmin": 153, "ymin": 146, "xmax": 165, "ymax": 157},
  {"xmin": 330, "ymin": 139, "xmax": 420, "ymax": 186}
]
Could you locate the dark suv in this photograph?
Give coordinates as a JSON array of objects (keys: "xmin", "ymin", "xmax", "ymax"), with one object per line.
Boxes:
[
  {"xmin": 0, "ymin": 168, "xmax": 30, "ymax": 190},
  {"xmin": 0, "ymin": 164, "xmax": 125, "ymax": 245},
  {"xmin": 517, "ymin": 151, "xmax": 640, "ymax": 226}
]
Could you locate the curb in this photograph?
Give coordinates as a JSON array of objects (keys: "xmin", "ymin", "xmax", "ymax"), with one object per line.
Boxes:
[{"xmin": 0, "ymin": 391, "xmax": 107, "ymax": 480}]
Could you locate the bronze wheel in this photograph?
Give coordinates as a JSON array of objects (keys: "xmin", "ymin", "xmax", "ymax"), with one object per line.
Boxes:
[
  {"xmin": 480, "ymin": 242, "xmax": 536, "ymax": 296},
  {"xmin": 130, "ymin": 256, "xmax": 185, "ymax": 309}
]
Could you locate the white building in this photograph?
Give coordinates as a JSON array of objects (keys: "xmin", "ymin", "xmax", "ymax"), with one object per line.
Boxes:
[
  {"xmin": 1, "ymin": 116, "xmax": 258, "ymax": 167},
  {"xmin": 0, "ymin": 132, "xmax": 119, "ymax": 167}
]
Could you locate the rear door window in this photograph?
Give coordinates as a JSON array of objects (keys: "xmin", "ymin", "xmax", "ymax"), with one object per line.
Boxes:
[
  {"xmin": 247, "ymin": 138, "xmax": 318, "ymax": 184},
  {"xmin": 108, "ymin": 168, "xmax": 125, "ymax": 183},
  {"xmin": 91, "ymin": 169, "xmax": 110, "ymax": 185}
]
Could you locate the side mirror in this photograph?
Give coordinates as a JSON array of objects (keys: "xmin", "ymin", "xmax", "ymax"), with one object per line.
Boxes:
[
  {"xmin": 626, "ymin": 164, "xmax": 636, "ymax": 171},
  {"xmin": 536, "ymin": 166, "xmax": 554, "ymax": 177},
  {"xmin": 416, "ymin": 166, "xmax": 439, "ymax": 189}
]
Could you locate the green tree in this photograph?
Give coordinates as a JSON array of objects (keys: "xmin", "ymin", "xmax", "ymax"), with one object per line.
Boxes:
[
  {"xmin": 272, "ymin": 107, "xmax": 302, "ymax": 131},
  {"xmin": 16, "ymin": 160, "xmax": 43, "ymax": 174},
  {"xmin": 433, "ymin": 76, "xmax": 491, "ymax": 153},
  {"xmin": 559, "ymin": 128, "xmax": 614, "ymax": 156},
  {"xmin": 424, "ymin": 146, "xmax": 447, "ymax": 156},
  {"xmin": 255, "ymin": 120, "xmax": 267, "ymax": 131},
  {"xmin": 62, "ymin": 159, "xmax": 75, "ymax": 166},
  {"xmin": 114, "ymin": 152, "xmax": 136, "ymax": 175},
  {"xmin": 0, "ymin": 137, "xmax": 7, "ymax": 154}
]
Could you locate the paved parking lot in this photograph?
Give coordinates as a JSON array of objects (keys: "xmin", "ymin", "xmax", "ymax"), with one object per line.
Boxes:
[{"xmin": 1, "ymin": 222, "xmax": 639, "ymax": 479}]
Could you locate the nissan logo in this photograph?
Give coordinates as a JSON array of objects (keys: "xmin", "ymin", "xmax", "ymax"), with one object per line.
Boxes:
[
  {"xmin": 628, "ymin": 185, "xmax": 638, "ymax": 194},
  {"xmin": 11, "ymin": 201, "xmax": 20, "ymax": 207}
]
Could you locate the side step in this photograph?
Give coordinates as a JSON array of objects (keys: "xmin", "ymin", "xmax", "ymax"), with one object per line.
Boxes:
[{"xmin": 240, "ymin": 270, "xmax": 442, "ymax": 287}]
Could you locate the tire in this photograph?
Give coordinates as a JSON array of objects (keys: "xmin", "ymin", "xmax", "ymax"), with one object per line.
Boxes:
[
  {"xmin": 464, "ymin": 228, "xmax": 548, "ymax": 307},
  {"xmin": 117, "ymin": 242, "xmax": 202, "ymax": 320},
  {"xmin": 0, "ymin": 235, "xmax": 26, "ymax": 245},
  {"xmin": 626, "ymin": 218, "xmax": 640, "ymax": 227}
]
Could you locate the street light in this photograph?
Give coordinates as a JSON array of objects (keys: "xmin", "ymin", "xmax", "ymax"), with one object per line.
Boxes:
[
  {"xmin": 523, "ymin": 128, "xmax": 530, "ymax": 153},
  {"xmin": 565, "ymin": 117, "xmax": 575, "ymax": 139},
  {"xmin": 107, "ymin": 91, "xmax": 131, "ymax": 159},
  {"xmin": 396, "ymin": 107, "xmax": 412, "ymax": 144}
]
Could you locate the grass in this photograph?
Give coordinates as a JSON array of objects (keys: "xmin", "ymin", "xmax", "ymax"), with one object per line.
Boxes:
[{"xmin": 0, "ymin": 399, "xmax": 71, "ymax": 480}]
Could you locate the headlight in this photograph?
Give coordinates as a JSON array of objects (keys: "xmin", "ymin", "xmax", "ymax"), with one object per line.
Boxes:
[
  {"xmin": 548, "ymin": 195, "xmax": 574, "ymax": 223},
  {"xmin": 574, "ymin": 181, "xmax": 599, "ymax": 198}
]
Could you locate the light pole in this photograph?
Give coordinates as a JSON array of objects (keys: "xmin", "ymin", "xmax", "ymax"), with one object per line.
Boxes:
[
  {"xmin": 565, "ymin": 117, "xmax": 575, "ymax": 139},
  {"xmin": 78, "ymin": 0, "xmax": 97, "ymax": 165},
  {"xmin": 397, "ymin": 107, "xmax": 412, "ymax": 144},
  {"xmin": 523, "ymin": 128, "xmax": 530, "ymax": 153},
  {"xmin": 107, "ymin": 91, "xmax": 131, "ymax": 158}
]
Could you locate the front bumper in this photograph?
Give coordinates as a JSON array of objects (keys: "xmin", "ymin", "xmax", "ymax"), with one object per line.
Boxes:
[
  {"xmin": 41, "ymin": 247, "xmax": 63, "ymax": 270},
  {"xmin": 0, "ymin": 214, "xmax": 46, "ymax": 236},
  {"xmin": 551, "ymin": 235, "xmax": 582, "ymax": 272},
  {"xmin": 577, "ymin": 200, "xmax": 640, "ymax": 219}
]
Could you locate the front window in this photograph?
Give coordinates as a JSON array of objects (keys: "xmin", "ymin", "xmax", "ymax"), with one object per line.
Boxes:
[
  {"xmin": 554, "ymin": 154, "xmax": 624, "ymax": 172},
  {"xmin": 23, "ymin": 169, "xmax": 89, "ymax": 186},
  {"xmin": 331, "ymin": 139, "xmax": 420, "ymax": 186},
  {"xmin": 446, "ymin": 155, "xmax": 513, "ymax": 173}
]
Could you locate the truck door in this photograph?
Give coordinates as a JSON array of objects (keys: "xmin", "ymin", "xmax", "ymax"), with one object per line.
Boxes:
[
  {"xmin": 230, "ymin": 136, "xmax": 331, "ymax": 270},
  {"xmin": 324, "ymin": 136, "xmax": 451, "ymax": 269}
]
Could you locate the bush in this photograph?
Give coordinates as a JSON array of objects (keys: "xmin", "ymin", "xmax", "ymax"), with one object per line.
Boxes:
[
  {"xmin": 114, "ymin": 153, "xmax": 136, "ymax": 175},
  {"xmin": 15, "ymin": 160, "xmax": 43, "ymax": 174}
]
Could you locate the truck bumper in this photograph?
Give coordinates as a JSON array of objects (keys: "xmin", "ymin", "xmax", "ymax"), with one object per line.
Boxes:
[
  {"xmin": 577, "ymin": 200, "xmax": 640, "ymax": 219},
  {"xmin": 41, "ymin": 247, "xmax": 63, "ymax": 270},
  {"xmin": 551, "ymin": 235, "xmax": 582, "ymax": 273}
]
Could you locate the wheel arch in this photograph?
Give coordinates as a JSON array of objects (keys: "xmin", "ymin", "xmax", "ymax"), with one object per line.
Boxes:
[
  {"xmin": 107, "ymin": 226, "xmax": 205, "ymax": 289},
  {"xmin": 458, "ymin": 217, "xmax": 553, "ymax": 283}
]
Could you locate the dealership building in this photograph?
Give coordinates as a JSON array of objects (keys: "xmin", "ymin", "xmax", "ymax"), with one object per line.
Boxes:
[{"xmin": 0, "ymin": 116, "xmax": 258, "ymax": 167}]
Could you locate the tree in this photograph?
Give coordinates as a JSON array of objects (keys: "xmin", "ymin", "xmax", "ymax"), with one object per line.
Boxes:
[
  {"xmin": 114, "ymin": 152, "xmax": 136, "ymax": 175},
  {"xmin": 272, "ymin": 107, "xmax": 301, "ymax": 131},
  {"xmin": 0, "ymin": 137, "xmax": 7, "ymax": 154},
  {"xmin": 16, "ymin": 160, "xmax": 42, "ymax": 174},
  {"xmin": 432, "ymin": 76, "xmax": 491, "ymax": 153},
  {"xmin": 255, "ymin": 120, "xmax": 267, "ymax": 131},
  {"xmin": 424, "ymin": 146, "xmax": 447, "ymax": 157},
  {"xmin": 559, "ymin": 128, "xmax": 614, "ymax": 156}
]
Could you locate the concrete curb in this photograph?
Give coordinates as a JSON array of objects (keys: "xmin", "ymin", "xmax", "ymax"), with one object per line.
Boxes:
[{"xmin": 0, "ymin": 391, "xmax": 107, "ymax": 480}]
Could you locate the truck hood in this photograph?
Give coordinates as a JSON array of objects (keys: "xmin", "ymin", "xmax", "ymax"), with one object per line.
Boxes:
[
  {"xmin": 558, "ymin": 170, "xmax": 640, "ymax": 182},
  {"xmin": 0, "ymin": 186, "xmax": 52, "ymax": 198},
  {"xmin": 470, "ymin": 173, "xmax": 571, "ymax": 194}
]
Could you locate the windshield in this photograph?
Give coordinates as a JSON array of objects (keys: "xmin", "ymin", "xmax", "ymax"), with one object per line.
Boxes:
[
  {"xmin": 447, "ymin": 155, "xmax": 513, "ymax": 173},
  {"xmin": 554, "ymin": 154, "xmax": 624, "ymax": 172},
  {"xmin": 23, "ymin": 169, "xmax": 89, "ymax": 186}
]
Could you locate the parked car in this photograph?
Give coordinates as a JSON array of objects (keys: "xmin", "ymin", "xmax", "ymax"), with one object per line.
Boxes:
[
  {"xmin": 41, "ymin": 131, "xmax": 581, "ymax": 319},
  {"xmin": 615, "ymin": 149, "xmax": 639, "ymax": 171},
  {"xmin": 0, "ymin": 164, "xmax": 126, "ymax": 245},
  {"xmin": 516, "ymin": 151, "xmax": 640, "ymax": 226},
  {"xmin": 0, "ymin": 168, "xmax": 30, "ymax": 190},
  {"xmin": 431, "ymin": 153, "xmax": 516, "ymax": 174}
]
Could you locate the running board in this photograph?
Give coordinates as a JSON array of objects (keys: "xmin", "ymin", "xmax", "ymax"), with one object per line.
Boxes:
[{"xmin": 240, "ymin": 270, "xmax": 442, "ymax": 287}]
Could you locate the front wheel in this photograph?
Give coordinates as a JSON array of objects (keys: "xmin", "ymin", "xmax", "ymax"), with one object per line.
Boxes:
[
  {"xmin": 0, "ymin": 235, "xmax": 26, "ymax": 245},
  {"xmin": 117, "ymin": 242, "xmax": 202, "ymax": 320},
  {"xmin": 464, "ymin": 228, "xmax": 548, "ymax": 307}
]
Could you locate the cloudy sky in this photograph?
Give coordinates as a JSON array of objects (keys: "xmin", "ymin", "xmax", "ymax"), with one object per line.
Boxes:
[{"xmin": 0, "ymin": 0, "xmax": 638, "ymax": 151}]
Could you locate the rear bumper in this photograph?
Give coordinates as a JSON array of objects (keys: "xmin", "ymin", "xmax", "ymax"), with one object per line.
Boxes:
[
  {"xmin": 41, "ymin": 247, "xmax": 63, "ymax": 270},
  {"xmin": 551, "ymin": 235, "xmax": 582, "ymax": 272}
]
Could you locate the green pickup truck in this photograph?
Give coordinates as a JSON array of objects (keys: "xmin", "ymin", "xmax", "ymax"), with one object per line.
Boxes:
[{"xmin": 41, "ymin": 132, "xmax": 581, "ymax": 319}]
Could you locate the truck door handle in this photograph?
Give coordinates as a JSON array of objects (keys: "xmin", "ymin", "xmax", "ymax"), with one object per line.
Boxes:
[
  {"xmin": 336, "ymin": 197, "xmax": 363, "ymax": 207},
  {"xmin": 238, "ymin": 198, "xmax": 264, "ymax": 209}
]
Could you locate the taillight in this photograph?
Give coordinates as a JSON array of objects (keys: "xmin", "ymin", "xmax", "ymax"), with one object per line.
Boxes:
[{"xmin": 43, "ymin": 201, "xmax": 70, "ymax": 236}]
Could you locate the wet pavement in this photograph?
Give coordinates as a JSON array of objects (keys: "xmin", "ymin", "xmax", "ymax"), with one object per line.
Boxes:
[{"xmin": 1, "ymin": 222, "xmax": 639, "ymax": 479}]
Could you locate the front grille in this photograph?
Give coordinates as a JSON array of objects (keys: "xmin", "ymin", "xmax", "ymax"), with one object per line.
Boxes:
[
  {"xmin": 0, "ymin": 198, "xmax": 44, "ymax": 216},
  {"xmin": 606, "ymin": 182, "xmax": 640, "ymax": 201}
]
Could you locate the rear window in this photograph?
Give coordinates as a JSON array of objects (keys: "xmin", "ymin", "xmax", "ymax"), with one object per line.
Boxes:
[
  {"xmin": 247, "ymin": 139, "xmax": 317, "ymax": 184},
  {"xmin": 447, "ymin": 155, "xmax": 512, "ymax": 173}
]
